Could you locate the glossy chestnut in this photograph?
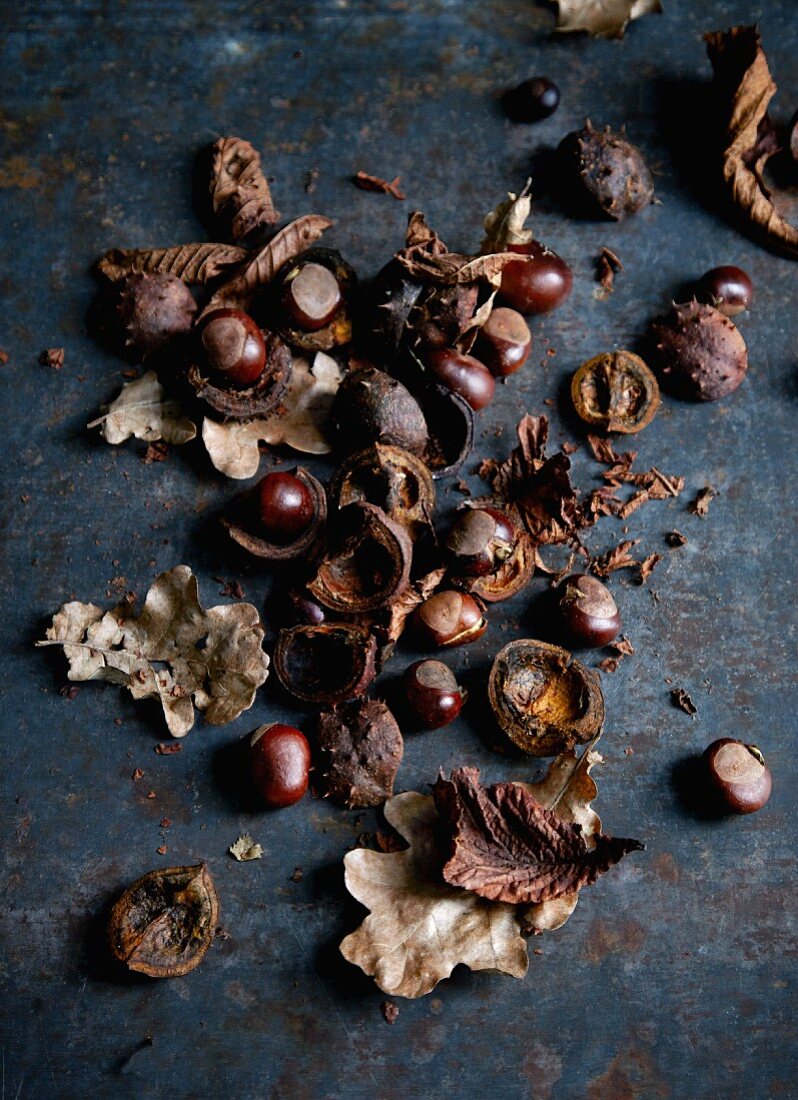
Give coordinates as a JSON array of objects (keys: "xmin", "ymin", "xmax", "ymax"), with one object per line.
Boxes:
[
  {"xmin": 503, "ymin": 76, "xmax": 560, "ymax": 123},
  {"xmin": 553, "ymin": 574, "xmax": 621, "ymax": 648},
  {"xmin": 704, "ymin": 738, "xmax": 772, "ymax": 814},
  {"xmin": 282, "ymin": 261, "xmax": 344, "ymax": 331},
  {"xmin": 256, "ymin": 472, "xmax": 315, "ymax": 544},
  {"xmin": 402, "ymin": 660, "xmax": 465, "ymax": 729},
  {"xmin": 198, "ymin": 308, "xmax": 266, "ymax": 387},
  {"xmin": 498, "ymin": 241, "xmax": 572, "ymax": 315},
  {"xmin": 424, "ymin": 348, "xmax": 495, "ymax": 410},
  {"xmin": 474, "ymin": 307, "xmax": 532, "ymax": 377},
  {"xmin": 445, "ymin": 507, "xmax": 518, "ymax": 577},
  {"xmin": 249, "ymin": 723, "xmax": 311, "ymax": 808},
  {"xmin": 696, "ymin": 266, "xmax": 753, "ymax": 317},
  {"xmin": 413, "ymin": 590, "xmax": 487, "ymax": 648}
]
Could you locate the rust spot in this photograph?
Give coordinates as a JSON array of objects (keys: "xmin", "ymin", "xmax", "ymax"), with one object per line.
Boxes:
[
  {"xmin": 587, "ymin": 1047, "xmax": 669, "ymax": 1100},
  {"xmin": 584, "ymin": 916, "xmax": 646, "ymax": 964},
  {"xmin": 651, "ymin": 851, "xmax": 680, "ymax": 884}
]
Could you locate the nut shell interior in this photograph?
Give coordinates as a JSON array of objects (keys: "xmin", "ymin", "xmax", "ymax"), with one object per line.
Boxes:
[
  {"xmin": 187, "ymin": 328, "xmax": 292, "ymax": 418},
  {"xmin": 273, "ymin": 623, "xmax": 377, "ymax": 704},
  {"xmin": 571, "ymin": 350, "xmax": 660, "ymax": 434}
]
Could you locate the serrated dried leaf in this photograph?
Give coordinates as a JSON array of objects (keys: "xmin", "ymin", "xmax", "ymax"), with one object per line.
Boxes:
[
  {"xmin": 480, "ymin": 182, "xmax": 534, "ymax": 253},
  {"xmin": 397, "ymin": 210, "xmax": 518, "ymax": 287},
  {"xmin": 591, "ymin": 539, "xmax": 641, "ymax": 578},
  {"xmin": 206, "ymin": 214, "xmax": 334, "ymax": 313},
  {"xmin": 96, "ymin": 243, "xmax": 249, "ymax": 285},
  {"xmin": 202, "ymin": 352, "xmax": 342, "ymax": 478},
  {"xmin": 87, "ymin": 372, "xmax": 196, "ymax": 446},
  {"xmin": 229, "ymin": 834, "xmax": 263, "ymax": 861},
  {"xmin": 211, "ymin": 135, "xmax": 279, "ymax": 242},
  {"xmin": 555, "ymin": 0, "xmax": 662, "ymax": 39},
  {"xmin": 340, "ymin": 792, "xmax": 528, "ymax": 998},
  {"xmin": 434, "ymin": 766, "xmax": 643, "ymax": 906},
  {"xmin": 38, "ymin": 565, "xmax": 269, "ymax": 737},
  {"xmin": 705, "ymin": 26, "xmax": 798, "ymax": 259}
]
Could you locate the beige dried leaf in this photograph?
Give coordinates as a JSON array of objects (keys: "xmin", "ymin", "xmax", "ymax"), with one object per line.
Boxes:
[
  {"xmin": 96, "ymin": 243, "xmax": 248, "ymax": 284},
  {"xmin": 340, "ymin": 791, "xmax": 528, "ymax": 999},
  {"xmin": 210, "ymin": 135, "xmax": 279, "ymax": 242},
  {"xmin": 87, "ymin": 372, "xmax": 196, "ymax": 446},
  {"xmin": 229, "ymin": 834, "xmax": 263, "ymax": 861},
  {"xmin": 38, "ymin": 565, "xmax": 269, "ymax": 737},
  {"xmin": 480, "ymin": 183, "xmax": 534, "ymax": 253},
  {"xmin": 555, "ymin": 0, "xmax": 662, "ymax": 38},
  {"xmin": 202, "ymin": 352, "xmax": 342, "ymax": 478}
]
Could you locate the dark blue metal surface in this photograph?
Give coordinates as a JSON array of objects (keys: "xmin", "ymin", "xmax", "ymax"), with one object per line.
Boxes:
[{"xmin": 1, "ymin": 2, "xmax": 796, "ymax": 1097}]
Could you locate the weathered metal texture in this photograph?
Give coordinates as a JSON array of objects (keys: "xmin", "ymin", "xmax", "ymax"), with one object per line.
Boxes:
[{"xmin": 1, "ymin": 1, "xmax": 796, "ymax": 1097}]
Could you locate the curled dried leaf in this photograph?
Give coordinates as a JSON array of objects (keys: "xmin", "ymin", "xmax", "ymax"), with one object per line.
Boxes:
[
  {"xmin": 210, "ymin": 135, "xmax": 279, "ymax": 242},
  {"xmin": 229, "ymin": 834, "xmax": 263, "ymax": 861},
  {"xmin": 554, "ymin": 0, "xmax": 662, "ymax": 39},
  {"xmin": 480, "ymin": 181, "xmax": 534, "ymax": 253},
  {"xmin": 87, "ymin": 371, "xmax": 196, "ymax": 445},
  {"xmin": 96, "ymin": 243, "xmax": 248, "ymax": 285},
  {"xmin": 397, "ymin": 210, "xmax": 518, "ymax": 286}
]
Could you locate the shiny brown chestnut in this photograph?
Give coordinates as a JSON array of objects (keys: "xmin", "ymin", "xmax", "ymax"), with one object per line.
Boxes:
[
  {"xmin": 704, "ymin": 738, "xmax": 772, "ymax": 814},
  {"xmin": 696, "ymin": 266, "xmax": 753, "ymax": 317},
  {"xmin": 498, "ymin": 241, "xmax": 573, "ymax": 315},
  {"xmin": 445, "ymin": 507, "xmax": 518, "ymax": 577},
  {"xmin": 403, "ymin": 659, "xmax": 466, "ymax": 729},
  {"xmin": 553, "ymin": 574, "xmax": 621, "ymax": 648},
  {"xmin": 257, "ymin": 472, "xmax": 314, "ymax": 544},
  {"xmin": 223, "ymin": 466, "xmax": 327, "ymax": 562},
  {"xmin": 503, "ymin": 76, "xmax": 560, "ymax": 123},
  {"xmin": 413, "ymin": 590, "xmax": 487, "ymax": 648},
  {"xmin": 249, "ymin": 723, "xmax": 311, "ymax": 808},
  {"xmin": 424, "ymin": 348, "xmax": 495, "ymax": 410},
  {"xmin": 197, "ymin": 307, "xmax": 266, "ymax": 387},
  {"xmin": 282, "ymin": 261, "xmax": 344, "ymax": 331},
  {"xmin": 474, "ymin": 307, "xmax": 532, "ymax": 377}
]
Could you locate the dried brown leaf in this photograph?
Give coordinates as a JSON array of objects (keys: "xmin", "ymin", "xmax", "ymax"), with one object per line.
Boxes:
[
  {"xmin": 96, "ymin": 243, "xmax": 248, "ymax": 285},
  {"xmin": 397, "ymin": 209, "xmax": 518, "ymax": 286},
  {"xmin": 38, "ymin": 565, "xmax": 269, "ymax": 737},
  {"xmin": 480, "ymin": 182, "xmax": 535, "ymax": 252},
  {"xmin": 705, "ymin": 26, "xmax": 798, "ymax": 258},
  {"xmin": 637, "ymin": 552, "xmax": 662, "ymax": 583},
  {"xmin": 689, "ymin": 486, "xmax": 716, "ymax": 516},
  {"xmin": 40, "ymin": 347, "xmax": 64, "ymax": 370},
  {"xmin": 591, "ymin": 539, "xmax": 640, "ymax": 578},
  {"xmin": 554, "ymin": 0, "xmax": 662, "ymax": 39},
  {"xmin": 87, "ymin": 372, "xmax": 196, "ymax": 446},
  {"xmin": 353, "ymin": 171, "xmax": 406, "ymax": 199},
  {"xmin": 596, "ymin": 246, "xmax": 624, "ymax": 290},
  {"xmin": 666, "ymin": 530, "xmax": 688, "ymax": 548},
  {"xmin": 671, "ymin": 687, "xmax": 697, "ymax": 717},
  {"xmin": 211, "ymin": 135, "xmax": 279, "ymax": 241},
  {"xmin": 340, "ymin": 792, "xmax": 528, "ymax": 998}
]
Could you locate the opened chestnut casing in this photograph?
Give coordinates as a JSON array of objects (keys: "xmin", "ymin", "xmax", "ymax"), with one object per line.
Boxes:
[
  {"xmin": 273, "ymin": 247, "xmax": 357, "ymax": 352},
  {"xmin": 187, "ymin": 328, "xmax": 292, "ymax": 419},
  {"xmin": 330, "ymin": 444, "xmax": 436, "ymax": 542},
  {"xmin": 222, "ymin": 467, "xmax": 327, "ymax": 562},
  {"xmin": 273, "ymin": 623, "xmax": 377, "ymax": 704}
]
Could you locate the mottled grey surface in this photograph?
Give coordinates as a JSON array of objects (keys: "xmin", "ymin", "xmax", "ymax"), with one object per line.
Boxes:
[{"xmin": 1, "ymin": 1, "xmax": 796, "ymax": 1098}]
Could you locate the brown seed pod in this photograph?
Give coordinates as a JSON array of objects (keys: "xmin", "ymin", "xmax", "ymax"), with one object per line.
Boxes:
[
  {"xmin": 455, "ymin": 532, "xmax": 536, "ymax": 603},
  {"xmin": 313, "ymin": 698, "xmax": 403, "ymax": 808},
  {"xmin": 116, "ymin": 272, "xmax": 197, "ymax": 360},
  {"xmin": 413, "ymin": 589, "xmax": 487, "ymax": 647},
  {"xmin": 273, "ymin": 623, "xmax": 377, "ymax": 704},
  {"xmin": 108, "ymin": 864, "xmax": 219, "ymax": 979},
  {"xmin": 222, "ymin": 467, "xmax": 327, "ymax": 561},
  {"xmin": 308, "ymin": 502, "xmax": 413, "ymax": 613},
  {"xmin": 187, "ymin": 328, "xmax": 292, "ymax": 418},
  {"xmin": 489, "ymin": 639, "xmax": 605, "ymax": 756},
  {"xmin": 571, "ymin": 350, "xmax": 660, "ymax": 434},
  {"xmin": 557, "ymin": 121, "xmax": 654, "ymax": 220},
  {"xmin": 331, "ymin": 365, "xmax": 429, "ymax": 456},
  {"xmin": 649, "ymin": 300, "xmax": 748, "ymax": 401},
  {"xmin": 273, "ymin": 248, "xmax": 357, "ymax": 352},
  {"xmin": 330, "ymin": 444, "xmax": 436, "ymax": 541}
]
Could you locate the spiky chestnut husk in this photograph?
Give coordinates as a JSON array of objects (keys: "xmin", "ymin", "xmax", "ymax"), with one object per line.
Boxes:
[
  {"xmin": 557, "ymin": 121, "xmax": 654, "ymax": 220},
  {"xmin": 116, "ymin": 272, "xmax": 197, "ymax": 360},
  {"xmin": 649, "ymin": 300, "xmax": 748, "ymax": 402},
  {"xmin": 313, "ymin": 698, "xmax": 403, "ymax": 808}
]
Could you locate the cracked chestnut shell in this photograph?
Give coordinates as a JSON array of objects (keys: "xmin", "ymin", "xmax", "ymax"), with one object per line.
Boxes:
[
  {"xmin": 704, "ymin": 738, "xmax": 772, "ymax": 814},
  {"xmin": 116, "ymin": 272, "xmax": 197, "ymax": 360},
  {"xmin": 489, "ymin": 639, "xmax": 605, "ymax": 756},
  {"xmin": 553, "ymin": 573, "xmax": 621, "ymax": 648},
  {"xmin": 274, "ymin": 623, "xmax": 378, "ymax": 704},
  {"xmin": 108, "ymin": 864, "xmax": 219, "ymax": 979},
  {"xmin": 314, "ymin": 698, "xmax": 404, "ymax": 808},
  {"xmin": 557, "ymin": 121, "xmax": 654, "ymax": 220},
  {"xmin": 649, "ymin": 300, "xmax": 748, "ymax": 401},
  {"xmin": 571, "ymin": 350, "xmax": 660, "ymax": 434},
  {"xmin": 445, "ymin": 507, "xmax": 518, "ymax": 577},
  {"xmin": 273, "ymin": 248, "xmax": 356, "ymax": 351},
  {"xmin": 330, "ymin": 444, "xmax": 436, "ymax": 542},
  {"xmin": 308, "ymin": 502, "xmax": 412, "ymax": 613},
  {"xmin": 455, "ymin": 532, "xmax": 535, "ymax": 604},
  {"xmin": 331, "ymin": 365, "xmax": 428, "ymax": 456},
  {"xmin": 187, "ymin": 326, "xmax": 292, "ymax": 419},
  {"xmin": 413, "ymin": 589, "xmax": 487, "ymax": 648},
  {"xmin": 222, "ymin": 467, "xmax": 327, "ymax": 561},
  {"xmin": 417, "ymin": 382, "xmax": 474, "ymax": 479}
]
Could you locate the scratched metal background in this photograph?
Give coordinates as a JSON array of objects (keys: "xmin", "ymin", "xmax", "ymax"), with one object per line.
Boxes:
[{"xmin": 1, "ymin": 1, "xmax": 796, "ymax": 1097}]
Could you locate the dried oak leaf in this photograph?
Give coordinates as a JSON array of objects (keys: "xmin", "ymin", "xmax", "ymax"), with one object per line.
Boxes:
[
  {"xmin": 96, "ymin": 243, "xmax": 248, "ymax": 285},
  {"xmin": 210, "ymin": 135, "xmax": 279, "ymax": 242},
  {"xmin": 340, "ymin": 791, "xmax": 528, "ymax": 998},
  {"xmin": 554, "ymin": 0, "xmax": 662, "ymax": 39},
  {"xmin": 229, "ymin": 834, "xmax": 263, "ymax": 861},
  {"xmin": 202, "ymin": 352, "xmax": 342, "ymax": 477},
  {"xmin": 705, "ymin": 26, "xmax": 798, "ymax": 259},
  {"xmin": 433, "ymin": 766, "xmax": 643, "ymax": 906},
  {"xmin": 88, "ymin": 371, "xmax": 196, "ymax": 446},
  {"xmin": 396, "ymin": 211, "xmax": 518, "ymax": 287},
  {"xmin": 38, "ymin": 565, "xmax": 269, "ymax": 737}
]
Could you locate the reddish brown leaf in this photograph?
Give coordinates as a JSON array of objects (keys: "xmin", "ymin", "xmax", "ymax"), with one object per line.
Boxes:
[
  {"xmin": 40, "ymin": 347, "xmax": 64, "ymax": 370},
  {"xmin": 210, "ymin": 135, "xmax": 279, "ymax": 241},
  {"xmin": 689, "ymin": 486, "xmax": 716, "ymax": 517},
  {"xmin": 637, "ymin": 553, "xmax": 662, "ymax": 583},
  {"xmin": 353, "ymin": 171, "xmax": 406, "ymax": 200},
  {"xmin": 591, "ymin": 539, "xmax": 640, "ymax": 578}
]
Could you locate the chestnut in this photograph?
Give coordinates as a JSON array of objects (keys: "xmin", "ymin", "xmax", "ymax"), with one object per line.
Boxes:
[
  {"xmin": 503, "ymin": 76, "xmax": 560, "ymax": 123},
  {"xmin": 474, "ymin": 307, "xmax": 532, "ymax": 377},
  {"xmin": 402, "ymin": 659, "xmax": 466, "ymax": 729},
  {"xmin": 282, "ymin": 261, "xmax": 343, "ymax": 331},
  {"xmin": 424, "ymin": 348, "xmax": 495, "ymax": 411},
  {"xmin": 553, "ymin": 574, "xmax": 621, "ymax": 648},
  {"xmin": 445, "ymin": 507, "xmax": 518, "ymax": 577},
  {"xmin": 197, "ymin": 307, "xmax": 266, "ymax": 388},
  {"xmin": 249, "ymin": 723, "xmax": 311, "ymax": 808},
  {"xmin": 696, "ymin": 266, "xmax": 753, "ymax": 317},
  {"xmin": 704, "ymin": 739, "xmax": 772, "ymax": 815},
  {"xmin": 498, "ymin": 241, "xmax": 572, "ymax": 315},
  {"xmin": 413, "ymin": 590, "xmax": 487, "ymax": 648},
  {"xmin": 256, "ymin": 472, "xmax": 314, "ymax": 544}
]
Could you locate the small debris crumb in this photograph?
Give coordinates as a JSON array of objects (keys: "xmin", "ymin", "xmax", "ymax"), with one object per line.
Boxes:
[
  {"xmin": 671, "ymin": 687, "xmax": 697, "ymax": 717},
  {"xmin": 380, "ymin": 1000, "xmax": 399, "ymax": 1024},
  {"xmin": 688, "ymin": 486, "xmax": 716, "ymax": 517},
  {"xmin": 40, "ymin": 347, "xmax": 64, "ymax": 370}
]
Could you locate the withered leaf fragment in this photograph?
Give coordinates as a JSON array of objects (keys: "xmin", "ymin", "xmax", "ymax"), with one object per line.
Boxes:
[
  {"xmin": 689, "ymin": 486, "xmax": 716, "ymax": 517},
  {"xmin": 554, "ymin": 0, "xmax": 662, "ymax": 39},
  {"xmin": 353, "ymin": 171, "xmax": 406, "ymax": 200},
  {"xmin": 40, "ymin": 347, "xmax": 64, "ymax": 370},
  {"xmin": 108, "ymin": 864, "xmax": 219, "ymax": 978},
  {"xmin": 433, "ymin": 767, "xmax": 643, "ymax": 905},
  {"xmin": 210, "ymin": 136, "xmax": 279, "ymax": 242},
  {"xmin": 96, "ymin": 243, "xmax": 248, "ymax": 285},
  {"xmin": 705, "ymin": 26, "xmax": 798, "ymax": 259},
  {"xmin": 340, "ymin": 792, "xmax": 528, "ymax": 997},
  {"xmin": 596, "ymin": 246, "xmax": 624, "ymax": 291},
  {"xmin": 229, "ymin": 834, "xmax": 263, "ymax": 861},
  {"xmin": 397, "ymin": 211, "xmax": 519, "ymax": 287},
  {"xmin": 87, "ymin": 371, "xmax": 197, "ymax": 446},
  {"xmin": 671, "ymin": 687, "xmax": 697, "ymax": 717},
  {"xmin": 480, "ymin": 182, "xmax": 535, "ymax": 253},
  {"xmin": 592, "ymin": 539, "xmax": 641, "ymax": 578},
  {"xmin": 637, "ymin": 553, "xmax": 662, "ymax": 583},
  {"xmin": 39, "ymin": 565, "xmax": 269, "ymax": 737}
]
